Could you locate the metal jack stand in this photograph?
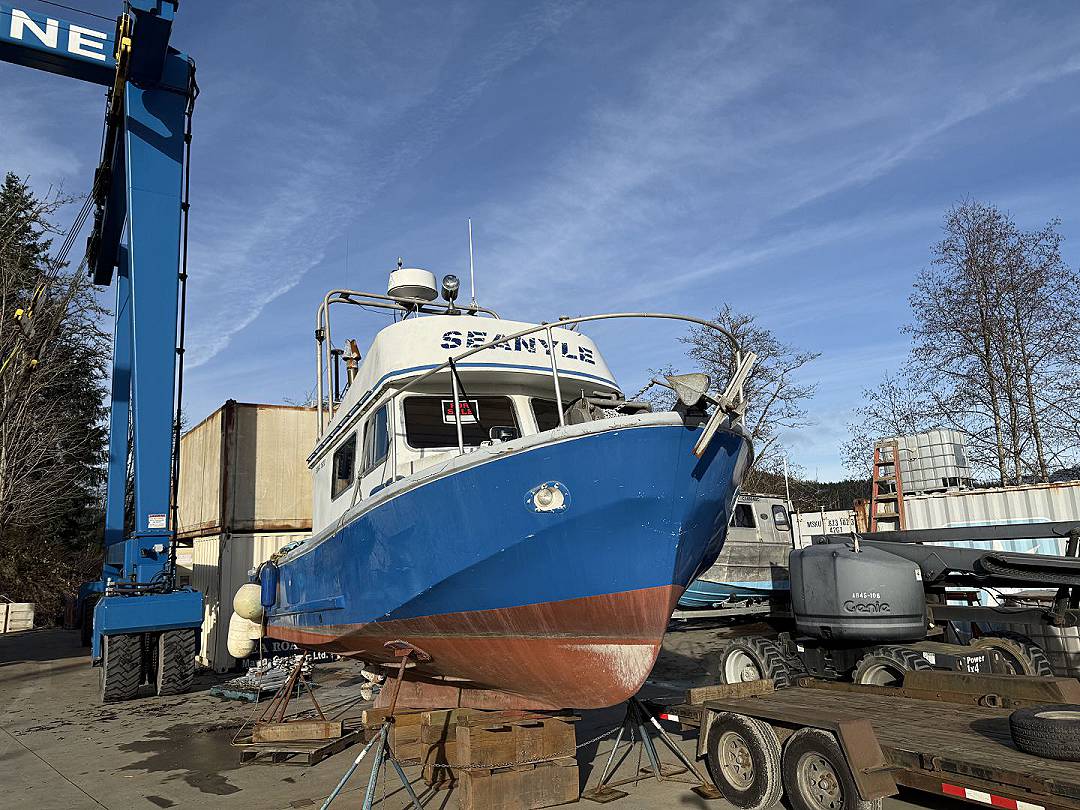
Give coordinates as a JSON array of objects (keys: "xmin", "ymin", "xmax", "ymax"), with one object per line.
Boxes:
[
  {"xmin": 582, "ymin": 697, "xmax": 719, "ymax": 803},
  {"xmin": 320, "ymin": 641, "xmax": 429, "ymax": 810},
  {"xmin": 256, "ymin": 654, "xmax": 324, "ymax": 725}
]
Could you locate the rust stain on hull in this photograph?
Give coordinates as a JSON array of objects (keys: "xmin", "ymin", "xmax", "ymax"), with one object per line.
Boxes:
[{"xmin": 268, "ymin": 584, "xmax": 682, "ymax": 708}]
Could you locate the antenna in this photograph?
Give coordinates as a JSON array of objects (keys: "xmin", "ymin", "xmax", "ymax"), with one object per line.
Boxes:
[{"xmin": 467, "ymin": 218, "xmax": 477, "ymax": 307}]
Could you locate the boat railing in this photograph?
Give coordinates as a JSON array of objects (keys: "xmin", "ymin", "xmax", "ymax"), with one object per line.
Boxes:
[
  {"xmin": 315, "ymin": 288, "xmax": 501, "ymax": 430},
  {"xmin": 390, "ymin": 312, "xmax": 755, "ymax": 457}
]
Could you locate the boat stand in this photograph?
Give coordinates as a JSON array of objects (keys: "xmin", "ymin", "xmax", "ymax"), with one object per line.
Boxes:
[
  {"xmin": 320, "ymin": 641, "xmax": 430, "ymax": 810},
  {"xmin": 581, "ymin": 697, "xmax": 720, "ymax": 803}
]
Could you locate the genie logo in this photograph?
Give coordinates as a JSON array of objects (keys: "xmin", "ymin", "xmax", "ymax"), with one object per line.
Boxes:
[
  {"xmin": 1, "ymin": 6, "xmax": 113, "ymax": 64},
  {"xmin": 440, "ymin": 330, "xmax": 596, "ymax": 365},
  {"xmin": 844, "ymin": 592, "xmax": 891, "ymax": 613}
]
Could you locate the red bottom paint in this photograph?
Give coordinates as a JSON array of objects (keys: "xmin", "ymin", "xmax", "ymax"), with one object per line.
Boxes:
[{"xmin": 268, "ymin": 584, "xmax": 682, "ymax": 709}]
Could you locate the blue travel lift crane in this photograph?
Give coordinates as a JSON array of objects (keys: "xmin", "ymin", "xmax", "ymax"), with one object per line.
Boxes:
[{"xmin": 0, "ymin": 1, "xmax": 203, "ymax": 701}]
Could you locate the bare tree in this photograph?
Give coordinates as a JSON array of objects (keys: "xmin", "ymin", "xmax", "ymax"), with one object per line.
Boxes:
[
  {"xmin": 845, "ymin": 201, "xmax": 1080, "ymax": 485},
  {"xmin": 841, "ymin": 370, "xmax": 932, "ymax": 478},
  {"xmin": 651, "ymin": 305, "xmax": 818, "ymax": 489}
]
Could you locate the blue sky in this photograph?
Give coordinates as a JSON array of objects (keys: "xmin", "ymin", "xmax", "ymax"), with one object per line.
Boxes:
[{"xmin": 3, "ymin": 1, "xmax": 1080, "ymax": 480}]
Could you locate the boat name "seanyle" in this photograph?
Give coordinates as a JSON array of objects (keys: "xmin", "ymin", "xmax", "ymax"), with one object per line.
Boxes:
[{"xmin": 440, "ymin": 330, "xmax": 596, "ymax": 364}]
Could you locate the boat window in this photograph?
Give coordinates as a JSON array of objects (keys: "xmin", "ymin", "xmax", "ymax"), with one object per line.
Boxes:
[
  {"xmin": 362, "ymin": 404, "xmax": 390, "ymax": 473},
  {"xmin": 330, "ymin": 433, "xmax": 357, "ymax": 499},
  {"xmin": 531, "ymin": 398, "xmax": 561, "ymax": 432},
  {"xmin": 730, "ymin": 503, "xmax": 756, "ymax": 528},
  {"xmin": 772, "ymin": 504, "xmax": 791, "ymax": 530},
  {"xmin": 403, "ymin": 396, "xmax": 518, "ymax": 449}
]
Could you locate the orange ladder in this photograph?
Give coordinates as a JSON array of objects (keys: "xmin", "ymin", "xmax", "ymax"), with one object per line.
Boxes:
[{"xmin": 869, "ymin": 440, "xmax": 905, "ymax": 531}]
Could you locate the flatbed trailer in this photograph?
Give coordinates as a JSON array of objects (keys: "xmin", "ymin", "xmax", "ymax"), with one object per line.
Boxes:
[{"xmin": 646, "ymin": 673, "xmax": 1080, "ymax": 810}]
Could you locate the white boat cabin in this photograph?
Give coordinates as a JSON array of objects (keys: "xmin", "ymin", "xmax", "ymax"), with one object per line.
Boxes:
[{"xmin": 309, "ymin": 270, "xmax": 623, "ymax": 534}]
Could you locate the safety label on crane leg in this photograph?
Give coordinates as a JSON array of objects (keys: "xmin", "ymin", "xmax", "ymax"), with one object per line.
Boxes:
[{"xmin": 147, "ymin": 513, "xmax": 167, "ymax": 529}]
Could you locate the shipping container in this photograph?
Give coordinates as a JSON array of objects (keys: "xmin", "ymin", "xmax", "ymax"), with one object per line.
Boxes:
[
  {"xmin": 901, "ymin": 480, "xmax": 1080, "ymax": 677},
  {"xmin": 192, "ymin": 531, "xmax": 310, "ymax": 671},
  {"xmin": 902, "ymin": 479, "xmax": 1080, "ymax": 556},
  {"xmin": 177, "ymin": 401, "xmax": 316, "ymax": 539}
]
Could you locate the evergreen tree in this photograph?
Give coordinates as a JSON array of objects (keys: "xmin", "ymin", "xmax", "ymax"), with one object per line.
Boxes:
[{"xmin": 0, "ymin": 173, "xmax": 109, "ymax": 621}]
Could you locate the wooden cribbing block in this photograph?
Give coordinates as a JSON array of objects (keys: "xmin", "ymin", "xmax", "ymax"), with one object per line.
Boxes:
[
  {"xmin": 360, "ymin": 707, "xmax": 425, "ymax": 726},
  {"xmin": 457, "ymin": 717, "xmax": 575, "ymax": 767},
  {"xmin": 459, "ymin": 760, "xmax": 579, "ymax": 810},
  {"xmin": 251, "ymin": 720, "xmax": 343, "ymax": 743}
]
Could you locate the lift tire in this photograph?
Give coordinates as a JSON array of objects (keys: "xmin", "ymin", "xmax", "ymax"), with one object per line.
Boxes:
[
  {"xmin": 782, "ymin": 728, "xmax": 881, "ymax": 810},
  {"xmin": 970, "ymin": 632, "xmax": 1055, "ymax": 677},
  {"xmin": 705, "ymin": 712, "xmax": 783, "ymax": 810},
  {"xmin": 1009, "ymin": 705, "xmax": 1080, "ymax": 761},
  {"xmin": 716, "ymin": 637, "xmax": 792, "ymax": 689},
  {"xmin": 851, "ymin": 646, "xmax": 931, "ymax": 687},
  {"xmin": 100, "ymin": 634, "xmax": 142, "ymax": 703},
  {"xmin": 156, "ymin": 629, "xmax": 197, "ymax": 696}
]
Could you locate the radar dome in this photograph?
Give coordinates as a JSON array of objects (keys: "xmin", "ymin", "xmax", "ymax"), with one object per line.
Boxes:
[{"xmin": 388, "ymin": 267, "xmax": 438, "ymax": 302}]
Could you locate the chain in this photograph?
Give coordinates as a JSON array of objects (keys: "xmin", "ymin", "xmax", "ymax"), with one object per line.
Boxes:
[{"xmin": 428, "ymin": 724, "xmax": 621, "ymax": 771}]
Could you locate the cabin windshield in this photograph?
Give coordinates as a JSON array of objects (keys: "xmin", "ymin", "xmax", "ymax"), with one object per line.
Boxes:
[{"xmin": 403, "ymin": 395, "xmax": 519, "ymax": 449}]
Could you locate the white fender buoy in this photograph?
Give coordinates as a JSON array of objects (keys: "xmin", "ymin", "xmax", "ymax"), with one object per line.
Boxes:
[
  {"xmin": 226, "ymin": 612, "xmax": 258, "ymax": 658},
  {"xmin": 233, "ymin": 583, "xmax": 264, "ymax": 622}
]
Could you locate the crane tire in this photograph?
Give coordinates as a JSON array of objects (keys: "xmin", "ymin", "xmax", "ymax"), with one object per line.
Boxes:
[
  {"xmin": 156, "ymin": 628, "xmax": 197, "ymax": 696},
  {"xmin": 100, "ymin": 634, "xmax": 141, "ymax": 703}
]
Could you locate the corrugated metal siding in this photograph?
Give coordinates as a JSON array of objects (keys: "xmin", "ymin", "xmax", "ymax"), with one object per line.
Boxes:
[
  {"xmin": 177, "ymin": 408, "xmax": 223, "ymax": 537},
  {"xmin": 177, "ymin": 402, "xmax": 317, "ymax": 539},
  {"xmin": 904, "ymin": 480, "xmax": 1080, "ymax": 555},
  {"xmin": 193, "ymin": 531, "xmax": 309, "ymax": 671}
]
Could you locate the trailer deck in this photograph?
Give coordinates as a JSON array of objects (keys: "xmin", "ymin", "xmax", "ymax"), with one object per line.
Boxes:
[{"xmin": 652, "ymin": 674, "xmax": 1080, "ymax": 810}]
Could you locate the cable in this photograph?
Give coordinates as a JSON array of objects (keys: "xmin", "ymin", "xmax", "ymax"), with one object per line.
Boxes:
[
  {"xmin": 30, "ymin": 0, "xmax": 114, "ymax": 22},
  {"xmin": 168, "ymin": 60, "xmax": 197, "ymax": 586}
]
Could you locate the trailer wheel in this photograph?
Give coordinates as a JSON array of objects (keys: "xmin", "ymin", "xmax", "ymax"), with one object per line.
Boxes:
[
  {"xmin": 156, "ymin": 628, "xmax": 197, "ymax": 696},
  {"xmin": 704, "ymin": 712, "xmax": 783, "ymax": 810},
  {"xmin": 100, "ymin": 634, "xmax": 142, "ymax": 703},
  {"xmin": 716, "ymin": 637, "xmax": 791, "ymax": 689},
  {"xmin": 782, "ymin": 728, "xmax": 881, "ymax": 810},
  {"xmin": 851, "ymin": 646, "xmax": 930, "ymax": 687},
  {"xmin": 1009, "ymin": 705, "xmax": 1080, "ymax": 761},
  {"xmin": 970, "ymin": 633, "xmax": 1054, "ymax": 677}
]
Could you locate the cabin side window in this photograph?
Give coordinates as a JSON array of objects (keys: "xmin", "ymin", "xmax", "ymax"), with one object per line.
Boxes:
[
  {"xmin": 362, "ymin": 404, "xmax": 390, "ymax": 474},
  {"xmin": 730, "ymin": 503, "xmax": 757, "ymax": 528},
  {"xmin": 403, "ymin": 396, "xmax": 518, "ymax": 448},
  {"xmin": 771, "ymin": 504, "xmax": 791, "ymax": 530},
  {"xmin": 331, "ymin": 433, "xmax": 357, "ymax": 499},
  {"xmin": 531, "ymin": 398, "xmax": 561, "ymax": 433}
]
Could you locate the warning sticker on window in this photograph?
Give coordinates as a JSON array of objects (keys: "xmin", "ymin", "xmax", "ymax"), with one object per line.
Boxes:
[
  {"xmin": 442, "ymin": 399, "xmax": 479, "ymax": 424},
  {"xmin": 147, "ymin": 513, "xmax": 167, "ymax": 529}
]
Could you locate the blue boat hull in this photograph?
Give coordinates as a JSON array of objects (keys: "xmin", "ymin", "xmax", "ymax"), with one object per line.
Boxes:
[
  {"xmin": 268, "ymin": 417, "xmax": 750, "ymax": 708},
  {"xmin": 678, "ymin": 577, "xmax": 790, "ymax": 608}
]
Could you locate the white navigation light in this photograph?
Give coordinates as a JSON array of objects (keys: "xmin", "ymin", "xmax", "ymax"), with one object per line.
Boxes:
[
  {"xmin": 388, "ymin": 266, "xmax": 438, "ymax": 302},
  {"xmin": 442, "ymin": 274, "xmax": 460, "ymax": 302}
]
